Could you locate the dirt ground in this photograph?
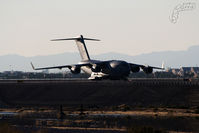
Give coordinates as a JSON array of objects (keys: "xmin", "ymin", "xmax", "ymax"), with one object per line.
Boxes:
[
  {"xmin": 1, "ymin": 79, "xmax": 199, "ymax": 133},
  {"xmin": 1, "ymin": 107, "xmax": 199, "ymax": 133}
]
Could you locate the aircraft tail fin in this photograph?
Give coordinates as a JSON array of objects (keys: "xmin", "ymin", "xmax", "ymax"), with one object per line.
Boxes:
[{"xmin": 51, "ymin": 35, "xmax": 100, "ymax": 61}]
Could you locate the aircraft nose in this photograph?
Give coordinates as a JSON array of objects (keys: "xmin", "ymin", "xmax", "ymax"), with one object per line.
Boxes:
[
  {"xmin": 110, "ymin": 61, "xmax": 120, "ymax": 68},
  {"xmin": 109, "ymin": 61, "xmax": 130, "ymax": 77},
  {"xmin": 110, "ymin": 61, "xmax": 129, "ymax": 69}
]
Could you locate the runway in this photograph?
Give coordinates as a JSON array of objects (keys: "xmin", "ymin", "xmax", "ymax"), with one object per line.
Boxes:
[{"xmin": 0, "ymin": 78, "xmax": 199, "ymax": 107}]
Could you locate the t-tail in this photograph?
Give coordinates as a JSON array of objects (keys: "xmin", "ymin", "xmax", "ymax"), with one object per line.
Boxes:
[{"xmin": 51, "ymin": 35, "xmax": 100, "ymax": 61}]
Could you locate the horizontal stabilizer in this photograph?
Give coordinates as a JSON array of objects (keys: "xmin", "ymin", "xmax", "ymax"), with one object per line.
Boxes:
[
  {"xmin": 51, "ymin": 36, "xmax": 100, "ymax": 41},
  {"xmin": 51, "ymin": 35, "xmax": 100, "ymax": 61}
]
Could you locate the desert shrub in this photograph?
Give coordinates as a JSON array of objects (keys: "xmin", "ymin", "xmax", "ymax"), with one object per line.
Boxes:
[
  {"xmin": 195, "ymin": 116, "xmax": 199, "ymax": 120},
  {"xmin": 127, "ymin": 126, "xmax": 166, "ymax": 133},
  {"xmin": 153, "ymin": 108, "xmax": 158, "ymax": 112},
  {"xmin": 195, "ymin": 108, "xmax": 199, "ymax": 114},
  {"xmin": 31, "ymin": 129, "xmax": 48, "ymax": 133},
  {"xmin": 0, "ymin": 122, "xmax": 22, "ymax": 133},
  {"xmin": 185, "ymin": 110, "xmax": 191, "ymax": 113}
]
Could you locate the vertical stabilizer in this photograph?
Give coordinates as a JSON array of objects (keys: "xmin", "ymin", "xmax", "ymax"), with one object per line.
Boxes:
[
  {"xmin": 51, "ymin": 35, "xmax": 100, "ymax": 61},
  {"xmin": 75, "ymin": 35, "xmax": 91, "ymax": 61}
]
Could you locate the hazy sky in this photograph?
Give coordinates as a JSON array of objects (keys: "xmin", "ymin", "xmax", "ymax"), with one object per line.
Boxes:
[{"xmin": 0, "ymin": 0, "xmax": 198, "ymax": 57}]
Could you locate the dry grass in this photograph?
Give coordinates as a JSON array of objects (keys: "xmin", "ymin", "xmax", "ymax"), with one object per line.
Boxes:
[
  {"xmin": 1, "ymin": 107, "xmax": 199, "ymax": 133},
  {"xmin": 71, "ymin": 108, "xmax": 199, "ymax": 117},
  {"xmin": 0, "ymin": 123, "xmax": 22, "ymax": 133},
  {"xmin": 127, "ymin": 126, "xmax": 166, "ymax": 133}
]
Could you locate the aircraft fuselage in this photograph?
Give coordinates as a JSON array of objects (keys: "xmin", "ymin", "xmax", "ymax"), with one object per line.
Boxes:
[
  {"xmin": 80, "ymin": 60, "xmax": 130, "ymax": 80},
  {"xmin": 31, "ymin": 35, "xmax": 163, "ymax": 80}
]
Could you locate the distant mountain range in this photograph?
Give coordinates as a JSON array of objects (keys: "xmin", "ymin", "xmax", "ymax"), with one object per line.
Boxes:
[{"xmin": 0, "ymin": 45, "xmax": 199, "ymax": 72}]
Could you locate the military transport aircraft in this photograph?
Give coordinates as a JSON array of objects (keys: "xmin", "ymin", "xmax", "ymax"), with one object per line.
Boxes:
[{"xmin": 31, "ymin": 35, "xmax": 164, "ymax": 80}]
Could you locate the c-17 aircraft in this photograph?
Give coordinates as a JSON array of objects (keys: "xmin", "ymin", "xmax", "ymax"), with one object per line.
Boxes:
[{"xmin": 31, "ymin": 35, "xmax": 164, "ymax": 80}]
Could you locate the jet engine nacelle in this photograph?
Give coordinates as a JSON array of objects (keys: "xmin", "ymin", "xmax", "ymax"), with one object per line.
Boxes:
[
  {"xmin": 91, "ymin": 65, "xmax": 101, "ymax": 72},
  {"xmin": 142, "ymin": 67, "xmax": 153, "ymax": 74},
  {"xmin": 130, "ymin": 66, "xmax": 140, "ymax": 73},
  {"xmin": 70, "ymin": 66, "xmax": 81, "ymax": 74}
]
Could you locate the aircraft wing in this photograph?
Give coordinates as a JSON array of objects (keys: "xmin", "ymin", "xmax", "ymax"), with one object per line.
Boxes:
[
  {"xmin": 129, "ymin": 63, "xmax": 164, "ymax": 70},
  {"xmin": 31, "ymin": 62, "xmax": 91, "ymax": 70}
]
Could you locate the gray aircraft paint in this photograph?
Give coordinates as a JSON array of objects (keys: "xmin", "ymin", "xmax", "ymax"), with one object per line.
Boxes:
[
  {"xmin": 31, "ymin": 35, "xmax": 163, "ymax": 80},
  {"xmin": 75, "ymin": 35, "xmax": 90, "ymax": 61}
]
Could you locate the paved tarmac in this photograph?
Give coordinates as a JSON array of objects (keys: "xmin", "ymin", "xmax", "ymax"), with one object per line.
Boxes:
[{"xmin": 0, "ymin": 78, "xmax": 198, "ymax": 107}]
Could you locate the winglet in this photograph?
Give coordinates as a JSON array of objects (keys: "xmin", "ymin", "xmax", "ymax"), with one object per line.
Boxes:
[{"xmin": 31, "ymin": 62, "xmax": 35, "ymax": 70}]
